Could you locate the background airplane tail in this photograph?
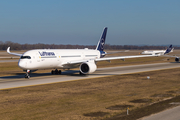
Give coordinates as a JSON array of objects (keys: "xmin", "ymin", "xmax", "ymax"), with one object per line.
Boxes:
[
  {"xmin": 96, "ymin": 27, "xmax": 108, "ymax": 51},
  {"xmin": 164, "ymin": 44, "xmax": 173, "ymax": 54}
]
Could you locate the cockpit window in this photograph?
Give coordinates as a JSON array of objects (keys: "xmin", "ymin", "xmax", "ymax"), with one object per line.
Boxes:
[{"xmin": 20, "ymin": 56, "xmax": 31, "ymax": 59}]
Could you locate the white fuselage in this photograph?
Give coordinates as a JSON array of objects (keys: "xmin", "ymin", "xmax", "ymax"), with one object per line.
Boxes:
[{"xmin": 18, "ymin": 48, "xmax": 100, "ymax": 70}]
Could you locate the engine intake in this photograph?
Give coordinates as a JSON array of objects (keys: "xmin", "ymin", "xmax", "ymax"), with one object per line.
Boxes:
[{"xmin": 80, "ymin": 61, "xmax": 97, "ymax": 74}]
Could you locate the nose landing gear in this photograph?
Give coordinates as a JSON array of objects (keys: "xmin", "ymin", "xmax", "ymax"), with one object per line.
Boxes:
[{"xmin": 25, "ymin": 70, "xmax": 30, "ymax": 79}]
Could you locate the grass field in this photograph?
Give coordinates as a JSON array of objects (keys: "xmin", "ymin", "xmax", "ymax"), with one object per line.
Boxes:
[{"xmin": 0, "ymin": 68, "xmax": 180, "ymax": 120}]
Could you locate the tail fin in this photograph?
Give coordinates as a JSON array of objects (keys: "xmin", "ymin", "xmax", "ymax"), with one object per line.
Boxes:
[
  {"xmin": 96, "ymin": 27, "xmax": 108, "ymax": 51},
  {"xmin": 164, "ymin": 44, "xmax": 173, "ymax": 54}
]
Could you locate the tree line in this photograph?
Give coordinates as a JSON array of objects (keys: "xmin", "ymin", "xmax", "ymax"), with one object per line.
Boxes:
[{"xmin": 0, "ymin": 41, "xmax": 179, "ymax": 50}]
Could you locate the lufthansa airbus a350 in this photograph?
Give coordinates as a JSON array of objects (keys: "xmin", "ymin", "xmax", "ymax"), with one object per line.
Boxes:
[
  {"xmin": 7, "ymin": 27, "xmax": 172, "ymax": 78},
  {"xmin": 141, "ymin": 45, "xmax": 173, "ymax": 55}
]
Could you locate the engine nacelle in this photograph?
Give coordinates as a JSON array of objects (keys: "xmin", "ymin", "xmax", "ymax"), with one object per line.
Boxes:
[
  {"xmin": 80, "ymin": 61, "xmax": 97, "ymax": 74},
  {"xmin": 175, "ymin": 57, "xmax": 179, "ymax": 62}
]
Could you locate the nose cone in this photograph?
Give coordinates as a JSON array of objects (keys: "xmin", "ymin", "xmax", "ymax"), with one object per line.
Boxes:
[{"xmin": 18, "ymin": 61, "xmax": 27, "ymax": 69}]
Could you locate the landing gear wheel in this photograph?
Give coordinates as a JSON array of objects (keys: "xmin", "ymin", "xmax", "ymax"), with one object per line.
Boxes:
[
  {"xmin": 51, "ymin": 70, "xmax": 55, "ymax": 74},
  {"xmin": 24, "ymin": 70, "xmax": 30, "ymax": 79},
  {"xmin": 25, "ymin": 73, "xmax": 30, "ymax": 79},
  {"xmin": 51, "ymin": 69, "xmax": 61, "ymax": 75},
  {"xmin": 55, "ymin": 69, "xmax": 58, "ymax": 74}
]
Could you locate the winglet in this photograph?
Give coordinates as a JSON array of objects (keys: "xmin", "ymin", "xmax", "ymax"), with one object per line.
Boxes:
[
  {"xmin": 96, "ymin": 27, "xmax": 108, "ymax": 51},
  {"xmin": 7, "ymin": 47, "xmax": 10, "ymax": 53},
  {"xmin": 7, "ymin": 47, "xmax": 22, "ymax": 56},
  {"xmin": 164, "ymin": 44, "xmax": 173, "ymax": 54}
]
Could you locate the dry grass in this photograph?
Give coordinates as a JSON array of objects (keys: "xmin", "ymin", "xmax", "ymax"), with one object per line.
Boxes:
[{"xmin": 0, "ymin": 68, "xmax": 180, "ymax": 120}]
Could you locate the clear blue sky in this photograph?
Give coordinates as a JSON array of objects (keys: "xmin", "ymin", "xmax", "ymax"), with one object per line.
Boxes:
[{"xmin": 0, "ymin": 0, "xmax": 180, "ymax": 45}]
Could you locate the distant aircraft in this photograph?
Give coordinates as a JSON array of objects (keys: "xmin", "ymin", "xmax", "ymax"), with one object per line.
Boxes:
[
  {"xmin": 141, "ymin": 45, "xmax": 174, "ymax": 55},
  {"xmin": 7, "ymin": 27, "xmax": 166, "ymax": 78}
]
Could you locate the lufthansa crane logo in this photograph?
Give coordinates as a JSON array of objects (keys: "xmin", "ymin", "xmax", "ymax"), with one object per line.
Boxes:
[{"xmin": 101, "ymin": 38, "xmax": 105, "ymax": 49}]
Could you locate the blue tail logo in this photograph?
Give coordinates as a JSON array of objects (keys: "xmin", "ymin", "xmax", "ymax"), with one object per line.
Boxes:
[
  {"xmin": 164, "ymin": 44, "xmax": 173, "ymax": 54},
  {"xmin": 96, "ymin": 27, "xmax": 108, "ymax": 51}
]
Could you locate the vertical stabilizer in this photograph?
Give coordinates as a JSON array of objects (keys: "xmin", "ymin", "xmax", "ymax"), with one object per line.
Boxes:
[
  {"xmin": 96, "ymin": 27, "xmax": 108, "ymax": 51},
  {"xmin": 164, "ymin": 44, "xmax": 173, "ymax": 54}
]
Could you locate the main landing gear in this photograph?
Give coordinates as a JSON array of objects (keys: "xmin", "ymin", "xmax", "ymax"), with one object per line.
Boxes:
[
  {"xmin": 25, "ymin": 70, "xmax": 30, "ymax": 79},
  {"xmin": 51, "ymin": 69, "xmax": 61, "ymax": 75}
]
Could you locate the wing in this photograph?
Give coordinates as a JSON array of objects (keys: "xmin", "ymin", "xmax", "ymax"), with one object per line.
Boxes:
[
  {"xmin": 163, "ymin": 54, "xmax": 180, "ymax": 58},
  {"xmin": 62, "ymin": 54, "xmax": 159, "ymax": 66},
  {"xmin": 7, "ymin": 47, "xmax": 23, "ymax": 56},
  {"xmin": 95, "ymin": 54, "xmax": 159, "ymax": 62}
]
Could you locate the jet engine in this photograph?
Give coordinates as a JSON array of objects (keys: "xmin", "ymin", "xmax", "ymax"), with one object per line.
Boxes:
[
  {"xmin": 175, "ymin": 57, "xmax": 179, "ymax": 62},
  {"xmin": 80, "ymin": 61, "xmax": 97, "ymax": 74}
]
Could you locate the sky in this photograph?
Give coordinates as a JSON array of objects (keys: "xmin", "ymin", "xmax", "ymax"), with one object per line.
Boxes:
[{"xmin": 0, "ymin": 0, "xmax": 180, "ymax": 45}]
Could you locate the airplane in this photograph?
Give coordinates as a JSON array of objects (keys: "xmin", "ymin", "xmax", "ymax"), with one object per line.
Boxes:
[
  {"xmin": 7, "ymin": 27, "xmax": 171, "ymax": 78},
  {"xmin": 141, "ymin": 45, "xmax": 174, "ymax": 55}
]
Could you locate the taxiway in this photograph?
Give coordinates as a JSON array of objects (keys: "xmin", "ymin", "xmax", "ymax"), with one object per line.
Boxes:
[
  {"xmin": 0, "ymin": 62, "xmax": 180, "ymax": 90},
  {"xmin": 142, "ymin": 106, "xmax": 180, "ymax": 120}
]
